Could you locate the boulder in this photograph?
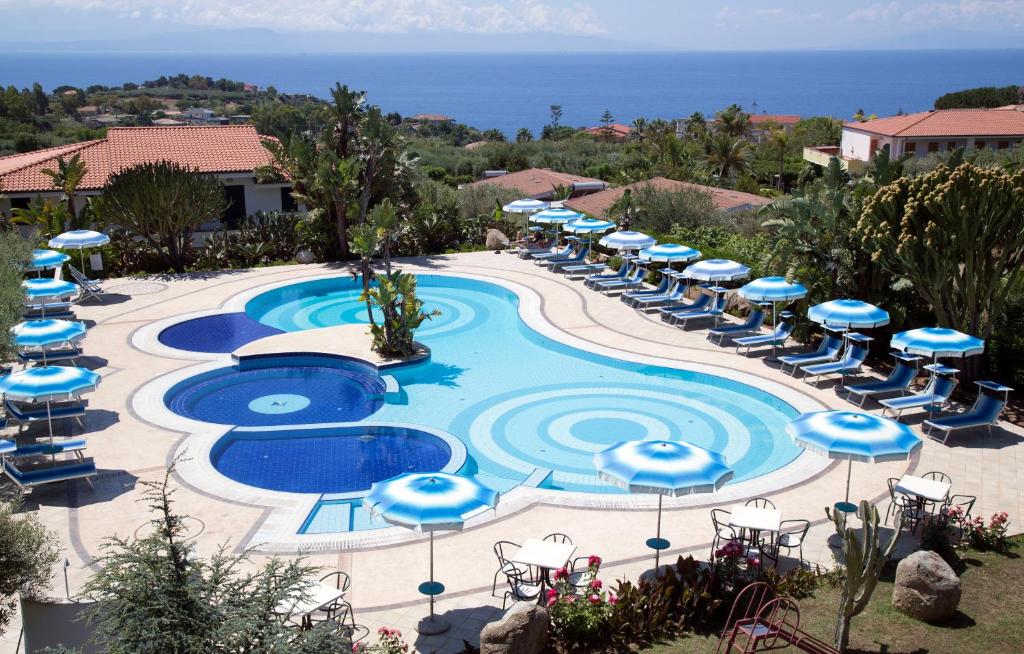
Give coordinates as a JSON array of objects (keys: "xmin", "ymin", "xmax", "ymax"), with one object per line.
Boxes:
[
  {"xmin": 485, "ymin": 229, "xmax": 510, "ymax": 250},
  {"xmin": 479, "ymin": 601, "xmax": 549, "ymax": 654},
  {"xmin": 892, "ymin": 550, "xmax": 961, "ymax": 622}
]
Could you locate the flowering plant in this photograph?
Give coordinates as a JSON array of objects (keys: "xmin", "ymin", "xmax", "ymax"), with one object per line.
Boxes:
[
  {"xmin": 712, "ymin": 540, "xmax": 748, "ymax": 584},
  {"xmin": 968, "ymin": 511, "xmax": 1011, "ymax": 552},
  {"xmin": 547, "ymin": 554, "xmax": 614, "ymax": 649},
  {"xmin": 352, "ymin": 627, "xmax": 409, "ymax": 653}
]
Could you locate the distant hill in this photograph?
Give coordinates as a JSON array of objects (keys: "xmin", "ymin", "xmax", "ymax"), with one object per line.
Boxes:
[{"xmin": 0, "ymin": 28, "xmax": 662, "ymax": 54}]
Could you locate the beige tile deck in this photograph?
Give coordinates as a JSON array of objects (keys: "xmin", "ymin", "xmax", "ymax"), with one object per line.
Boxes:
[{"xmin": 5, "ymin": 251, "xmax": 1021, "ymax": 653}]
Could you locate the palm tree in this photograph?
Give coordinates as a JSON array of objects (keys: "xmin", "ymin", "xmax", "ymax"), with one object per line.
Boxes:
[
  {"xmin": 41, "ymin": 153, "xmax": 88, "ymax": 228},
  {"xmin": 515, "ymin": 128, "xmax": 533, "ymax": 143},
  {"xmin": 715, "ymin": 104, "xmax": 751, "ymax": 138},
  {"xmin": 768, "ymin": 127, "xmax": 790, "ymax": 190},
  {"xmin": 631, "ymin": 117, "xmax": 648, "ymax": 143},
  {"xmin": 683, "ymin": 112, "xmax": 707, "ymax": 140},
  {"xmin": 705, "ymin": 132, "xmax": 751, "ymax": 181}
]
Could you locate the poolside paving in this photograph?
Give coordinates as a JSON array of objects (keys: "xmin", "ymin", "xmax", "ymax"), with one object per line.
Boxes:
[{"xmin": 4, "ymin": 251, "xmax": 1022, "ymax": 654}]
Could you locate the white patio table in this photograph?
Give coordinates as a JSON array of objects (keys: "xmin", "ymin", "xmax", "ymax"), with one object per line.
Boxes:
[
  {"xmin": 275, "ymin": 582, "xmax": 346, "ymax": 626},
  {"xmin": 895, "ymin": 475, "xmax": 951, "ymax": 503},
  {"xmin": 729, "ymin": 505, "xmax": 783, "ymax": 555},
  {"xmin": 510, "ymin": 538, "xmax": 577, "ymax": 600}
]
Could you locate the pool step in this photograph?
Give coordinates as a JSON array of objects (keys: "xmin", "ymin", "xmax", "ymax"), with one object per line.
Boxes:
[{"xmin": 380, "ymin": 374, "xmax": 401, "ymax": 402}]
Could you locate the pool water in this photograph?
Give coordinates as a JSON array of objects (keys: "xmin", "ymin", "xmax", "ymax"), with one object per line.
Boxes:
[{"xmin": 239, "ymin": 275, "xmax": 802, "ymax": 491}]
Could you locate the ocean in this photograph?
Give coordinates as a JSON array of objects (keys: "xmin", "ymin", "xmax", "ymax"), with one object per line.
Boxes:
[{"xmin": 2, "ymin": 50, "xmax": 1022, "ymax": 135}]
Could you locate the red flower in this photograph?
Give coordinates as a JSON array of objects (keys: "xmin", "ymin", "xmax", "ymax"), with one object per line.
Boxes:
[
  {"xmin": 546, "ymin": 588, "xmax": 559, "ymax": 601},
  {"xmin": 589, "ymin": 579, "xmax": 602, "ymax": 590},
  {"xmin": 553, "ymin": 566, "xmax": 569, "ymax": 581},
  {"xmin": 378, "ymin": 627, "xmax": 389, "ymax": 635},
  {"xmin": 588, "ymin": 555, "xmax": 602, "ymax": 568},
  {"xmin": 352, "ymin": 644, "xmax": 364, "ymax": 653},
  {"xmin": 547, "ymin": 597, "xmax": 558, "ymax": 607},
  {"xmin": 609, "ymin": 593, "xmax": 619, "ymax": 605},
  {"xmin": 566, "ymin": 594, "xmax": 577, "ymax": 603},
  {"xmin": 588, "ymin": 593, "xmax": 601, "ymax": 605}
]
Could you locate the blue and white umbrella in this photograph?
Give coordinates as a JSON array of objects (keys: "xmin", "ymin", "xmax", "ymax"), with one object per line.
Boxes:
[
  {"xmin": 638, "ymin": 243, "xmax": 702, "ymax": 264},
  {"xmin": 502, "ymin": 199, "xmax": 549, "ymax": 214},
  {"xmin": 532, "ymin": 208, "xmax": 583, "ymax": 224},
  {"xmin": 0, "ymin": 365, "xmax": 100, "ymax": 448},
  {"xmin": 595, "ymin": 440, "xmax": 732, "ymax": 569},
  {"xmin": 564, "ymin": 218, "xmax": 615, "ymax": 234},
  {"xmin": 23, "ymin": 279, "xmax": 79, "ymax": 315},
  {"xmin": 739, "ymin": 277, "xmax": 809, "ymax": 357},
  {"xmin": 49, "ymin": 229, "xmax": 111, "ymax": 270},
  {"xmin": 787, "ymin": 410, "xmax": 921, "ymax": 509},
  {"xmin": 599, "ymin": 230, "xmax": 657, "ymax": 251},
  {"xmin": 683, "ymin": 259, "xmax": 750, "ymax": 282},
  {"xmin": 13, "ymin": 320, "xmax": 86, "ymax": 364},
  {"xmin": 26, "ymin": 249, "xmax": 70, "ymax": 273},
  {"xmin": 891, "ymin": 327, "xmax": 984, "ymax": 361},
  {"xmin": 364, "ymin": 472, "xmax": 498, "ymax": 634},
  {"xmin": 808, "ymin": 299, "xmax": 889, "ymax": 329}
]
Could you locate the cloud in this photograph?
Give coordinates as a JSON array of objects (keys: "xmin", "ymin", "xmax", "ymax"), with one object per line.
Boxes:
[
  {"xmin": 714, "ymin": 5, "xmax": 821, "ymax": 29},
  {"xmin": 9, "ymin": 0, "xmax": 607, "ymax": 35},
  {"xmin": 850, "ymin": 0, "xmax": 1024, "ymax": 24}
]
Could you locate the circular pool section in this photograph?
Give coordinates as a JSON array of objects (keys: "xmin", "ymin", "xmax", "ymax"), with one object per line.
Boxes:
[
  {"xmin": 212, "ymin": 426, "xmax": 456, "ymax": 493},
  {"xmin": 164, "ymin": 356, "xmax": 386, "ymax": 427}
]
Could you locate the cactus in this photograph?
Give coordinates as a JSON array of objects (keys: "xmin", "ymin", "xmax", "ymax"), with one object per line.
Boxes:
[{"xmin": 826, "ymin": 500, "xmax": 903, "ymax": 652}]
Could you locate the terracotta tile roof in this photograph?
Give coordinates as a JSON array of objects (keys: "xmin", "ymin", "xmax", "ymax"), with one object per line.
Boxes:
[
  {"xmin": 749, "ymin": 114, "xmax": 801, "ymax": 125},
  {"xmin": 0, "ymin": 125, "xmax": 275, "ymax": 194},
  {"xmin": 845, "ymin": 109, "xmax": 1024, "ymax": 138},
  {"xmin": 464, "ymin": 168, "xmax": 607, "ymax": 199},
  {"xmin": 564, "ymin": 176, "xmax": 769, "ymax": 217},
  {"xmin": 583, "ymin": 124, "xmax": 632, "ymax": 138},
  {"xmin": 411, "ymin": 114, "xmax": 453, "ymax": 122}
]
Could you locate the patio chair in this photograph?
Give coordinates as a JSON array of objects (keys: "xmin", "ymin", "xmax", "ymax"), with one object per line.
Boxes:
[
  {"xmin": 7, "ymin": 437, "xmax": 87, "ymax": 460},
  {"xmin": 707, "ymin": 308, "xmax": 766, "ymax": 344},
  {"xmin": 844, "ymin": 353, "xmax": 920, "ymax": 406},
  {"xmin": 745, "ymin": 497, "xmax": 776, "ymax": 510},
  {"xmin": 585, "ymin": 259, "xmax": 633, "ymax": 287},
  {"xmin": 543, "ymin": 247, "xmax": 590, "ymax": 271},
  {"xmin": 492, "ymin": 540, "xmax": 528, "ymax": 597},
  {"xmin": 560, "ymin": 262, "xmax": 608, "ymax": 279},
  {"xmin": 501, "ymin": 567, "xmax": 543, "ymax": 609},
  {"xmin": 5, "ymin": 398, "xmax": 86, "ymax": 432},
  {"xmin": 68, "ymin": 265, "xmax": 104, "ymax": 303},
  {"xmin": 769, "ymin": 519, "xmax": 810, "ymax": 568},
  {"xmin": 3, "ymin": 456, "xmax": 95, "ymax": 490},
  {"xmin": 885, "ymin": 477, "xmax": 923, "ymax": 530},
  {"xmin": 657, "ymin": 291, "xmax": 713, "ymax": 318},
  {"xmin": 629, "ymin": 278, "xmax": 687, "ymax": 310},
  {"xmin": 528, "ymin": 243, "xmax": 572, "ymax": 261},
  {"xmin": 543, "ymin": 532, "xmax": 573, "ymax": 544},
  {"xmin": 310, "ymin": 572, "xmax": 355, "ymax": 629},
  {"xmin": 920, "ymin": 471, "xmax": 952, "ymax": 511},
  {"xmin": 17, "ymin": 345, "xmax": 82, "ymax": 367},
  {"xmin": 734, "ymin": 320, "xmax": 795, "ymax": 356},
  {"xmin": 800, "ymin": 335, "xmax": 871, "ymax": 386},
  {"xmin": 778, "ymin": 332, "xmax": 845, "ymax": 376},
  {"xmin": 939, "ymin": 494, "xmax": 976, "ymax": 539},
  {"xmin": 621, "ymin": 274, "xmax": 673, "ymax": 306},
  {"xmin": 592, "ymin": 265, "xmax": 647, "ymax": 295},
  {"xmin": 923, "ymin": 381, "xmax": 1012, "ymax": 444},
  {"xmin": 879, "ymin": 371, "xmax": 957, "ymax": 420},
  {"xmin": 667, "ymin": 294, "xmax": 727, "ymax": 328},
  {"xmin": 24, "ymin": 302, "xmax": 75, "ymax": 320},
  {"xmin": 710, "ymin": 508, "xmax": 739, "ymax": 557}
]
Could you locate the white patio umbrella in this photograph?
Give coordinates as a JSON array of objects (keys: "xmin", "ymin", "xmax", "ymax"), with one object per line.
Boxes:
[
  {"xmin": 49, "ymin": 230, "xmax": 110, "ymax": 271},
  {"xmin": 503, "ymin": 199, "xmax": 549, "ymax": 240}
]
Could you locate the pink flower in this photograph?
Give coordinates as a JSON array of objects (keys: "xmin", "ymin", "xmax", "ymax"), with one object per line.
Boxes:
[
  {"xmin": 378, "ymin": 627, "xmax": 389, "ymax": 635},
  {"xmin": 553, "ymin": 566, "xmax": 568, "ymax": 581},
  {"xmin": 589, "ymin": 579, "xmax": 602, "ymax": 590},
  {"xmin": 546, "ymin": 588, "xmax": 559, "ymax": 601},
  {"xmin": 748, "ymin": 557, "xmax": 761, "ymax": 568},
  {"xmin": 609, "ymin": 593, "xmax": 618, "ymax": 605},
  {"xmin": 588, "ymin": 555, "xmax": 602, "ymax": 568},
  {"xmin": 588, "ymin": 593, "xmax": 601, "ymax": 605},
  {"xmin": 352, "ymin": 644, "xmax": 363, "ymax": 653},
  {"xmin": 547, "ymin": 597, "xmax": 558, "ymax": 607},
  {"xmin": 566, "ymin": 594, "xmax": 577, "ymax": 603},
  {"xmin": 393, "ymin": 630, "xmax": 402, "ymax": 638}
]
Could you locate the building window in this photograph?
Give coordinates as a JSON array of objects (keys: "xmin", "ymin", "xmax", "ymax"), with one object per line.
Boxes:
[
  {"xmin": 222, "ymin": 185, "xmax": 246, "ymax": 229},
  {"xmin": 280, "ymin": 186, "xmax": 297, "ymax": 212},
  {"xmin": 9, "ymin": 197, "xmax": 31, "ymax": 211},
  {"xmin": 998, "ymin": 141, "xmax": 1009, "ymax": 150},
  {"xmin": 947, "ymin": 141, "xmax": 957, "ymax": 151},
  {"xmin": 905, "ymin": 142, "xmax": 916, "ymax": 154},
  {"xmin": 928, "ymin": 142, "xmax": 939, "ymax": 153},
  {"xmin": 975, "ymin": 140, "xmax": 986, "ymax": 150}
]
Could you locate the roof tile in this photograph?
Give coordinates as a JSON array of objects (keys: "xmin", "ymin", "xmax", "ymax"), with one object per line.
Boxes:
[
  {"xmin": 845, "ymin": 109, "xmax": 1024, "ymax": 138},
  {"xmin": 564, "ymin": 177, "xmax": 769, "ymax": 217}
]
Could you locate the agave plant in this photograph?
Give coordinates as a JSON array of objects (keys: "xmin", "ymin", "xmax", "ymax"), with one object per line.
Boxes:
[{"xmin": 364, "ymin": 271, "xmax": 439, "ymax": 357}]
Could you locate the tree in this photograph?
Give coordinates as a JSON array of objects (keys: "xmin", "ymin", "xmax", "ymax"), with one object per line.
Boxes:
[
  {"xmin": 92, "ymin": 162, "xmax": 226, "ymax": 273},
  {"xmin": 767, "ymin": 126, "xmax": 791, "ymax": 190},
  {"xmin": 549, "ymin": 104, "xmax": 563, "ymax": 129},
  {"xmin": 599, "ymin": 109, "xmax": 615, "ymax": 141},
  {"xmin": 364, "ymin": 271, "xmax": 439, "ymax": 358},
  {"xmin": 630, "ymin": 117, "xmax": 647, "ymax": 143},
  {"xmin": 515, "ymin": 127, "xmax": 533, "ymax": 143},
  {"xmin": 10, "ymin": 195, "xmax": 69, "ymax": 239},
  {"xmin": 683, "ymin": 112, "xmax": 707, "ymax": 141},
  {"xmin": 715, "ymin": 104, "xmax": 750, "ymax": 138},
  {"xmin": 41, "ymin": 153, "xmax": 88, "ymax": 227},
  {"xmin": 858, "ymin": 162, "xmax": 1024, "ymax": 346},
  {"xmin": 705, "ymin": 132, "xmax": 751, "ymax": 181},
  {"xmin": 935, "ymin": 85, "xmax": 1021, "ymax": 109},
  {"xmin": 0, "ymin": 497, "xmax": 60, "ymax": 637},
  {"xmin": 84, "ymin": 466, "xmax": 345, "ymax": 653}
]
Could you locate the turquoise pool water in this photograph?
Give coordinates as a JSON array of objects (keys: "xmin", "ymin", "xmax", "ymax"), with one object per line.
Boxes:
[{"xmin": 243, "ymin": 275, "xmax": 802, "ymax": 495}]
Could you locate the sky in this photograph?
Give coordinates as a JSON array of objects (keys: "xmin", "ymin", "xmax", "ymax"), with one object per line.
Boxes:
[{"xmin": 5, "ymin": 0, "xmax": 1024, "ymax": 50}]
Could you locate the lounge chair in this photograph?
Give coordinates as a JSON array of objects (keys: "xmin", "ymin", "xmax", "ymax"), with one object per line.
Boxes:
[
  {"xmin": 585, "ymin": 260, "xmax": 633, "ymax": 288},
  {"xmin": 707, "ymin": 308, "xmax": 766, "ymax": 344},
  {"xmin": 844, "ymin": 353, "xmax": 920, "ymax": 406},
  {"xmin": 735, "ymin": 320, "xmax": 795, "ymax": 355},
  {"xmin": 669, "ymin": 294, "xmax": 728, "ymax": 328},
  {"xmin": 924, "ymin": 381, "xmax": 1013, "ymax": 443},
  {"xmin": 621, "ymin": 275, "xmax": 673, "ymax": 307},
  {"xmin": 17, "ymin": 345, "xmax": 82, "ymax": 366},
  {"xmin": 879, "ymin": 367, "xmax": 958, "ymax": 420},
  {"xmin": 560, "ymin": 263, "xmax": 608, "ymax": 279},
  {"xmin": 628, "ymin": 278, "xmax": 687, "ymax": 310},
  {"xmin": 24, "ymin": 302, "xmax": 75, "ymax": 319},
  {"xmin": 544, "ymin": 248, "xmax": 590, "ymax": 271},
  {"xmin": 657, "ymin": 291, "xmax": 713, "ymax": 319},
  {"xmin": 0, "ymin": 439, "xmax": 14, "ymax": 455},
  {"xmin": 516, "ymin": 245, "xmax": 550, "ymax": 259},
  {"xmin": 593, "ymin": 265, "xmax": 647, "ymax": 294},
  {"xmin": 801, "ymin": 335, "xmax": 871, "ymax": 386},
  {"xmin": 5, "ymin": 398, "xmax": 86, "ymax": 431},
  {"xmin": 3, "ymin": 456, "xmax": 95, "ymax": 490},
  {"xmin": 7, "ymin": 437, "xmax": 87, "ymax": 459},
  {"xmin": 531, "ymin": 243, "xmax": 575, "ymax": 263},
  {"xmin": 778, "ymin": 333, "xmax": 845, "ymax": 376},
  {"xmin": 68, "ymin": 265, "xmax": 104, "ymax": 303}
]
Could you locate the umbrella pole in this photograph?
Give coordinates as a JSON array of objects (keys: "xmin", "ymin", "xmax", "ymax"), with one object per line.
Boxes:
[
  {"xmin": 771, "ymin": 301, "xmax": 779, "ymax": 360},
  {"xmin": 80, "ymin": 249, "xmax": 86, "ymax": 272},
  {"xmin": 655, "ymin": 494, "xmax": 663, "ymax": 571},
  {"xmin": 46, "ymin": 400, "xmax": 55, "ymax": 461},
  {"xmin": 844, "ymin": 457, "xmax": 853, "ymax": 504}
]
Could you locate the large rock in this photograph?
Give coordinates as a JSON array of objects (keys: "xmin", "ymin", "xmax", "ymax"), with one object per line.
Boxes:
[
  {"xmin": 892, "ymin": 550, "xmax": 962, "ymax": 622},
  {"xmin": 485, "ymin": 229, "xmax": 510, "ymax": 250},
  {"xmin": 479, "ymin": 601, "xmax": 549, "ymax": 654}
]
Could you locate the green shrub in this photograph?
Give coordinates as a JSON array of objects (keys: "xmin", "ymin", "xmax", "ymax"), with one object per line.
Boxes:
[{"xmin": 0, "ymin": 229, "xmax": 32, "ymax": 358}]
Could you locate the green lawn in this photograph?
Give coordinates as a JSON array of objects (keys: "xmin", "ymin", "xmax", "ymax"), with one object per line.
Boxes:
[{"xmin": 646, "ymin": 537, "xmax": 1022, "ymax": 654}]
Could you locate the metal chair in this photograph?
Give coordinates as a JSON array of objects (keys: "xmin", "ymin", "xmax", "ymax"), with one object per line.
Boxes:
[
  {"xmin": 543, "ymin": 532, "xmax": 573, "ymax": 544},
  {"xmin": 711, "ymin": 508, "xmax": 739, "ymax": 556},
  {"xmin": 920, "ymin": 471, "xmax": 953, "ymax": 515},
  {"xmin": 313, "ymin": 572, "xmax": 355, "ymax": 629},
  {"xmin": 771, "ymin": 519, "xmax": 810, "ymax": 568},
  {"xmin": 501, "ymin": 566, "xmax": 543, "ymax": 609},
  {"xmin": 566, "ymin": 555, "xmax": 599, "ymax": 591},
  {"xmin": 940, "ymin": 494, "xmax": 976, "ymax": 540},
  {"xmin": 745, "ymin": 497, "xmax": 776, "ymax": 510},
  {"xmin": 885, "ymin": 477, "xmax": 923, "ymax": 531},
  {"xmin": 492, "ymin": 540, "xmax": 527, "ymax": 597}
]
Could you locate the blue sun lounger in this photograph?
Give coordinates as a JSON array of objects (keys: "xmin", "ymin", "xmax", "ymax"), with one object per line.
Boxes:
[
  {"xmin": 658, "ymin": 292, "xmax": 713, "ymax": 319},
  {"xmin": 17, "ymin": 345, "xmax": 82, "ymax": 366},
  {"xmin": 621, "ymin": 274, "xmax": 673, "ymax": 306},
  {"xmin": 844, "ymin": 352, "xmax": 921, "ymax": 406},
  {"xmin": 5, "ymin": 398, "xmax": 86, "ymax": 432},
  {"xmin": 879, "ymin": 365, "xmax": 958, "ymax": 420},
  {"xmin": 545, "ymin": 248, "xmax": 590, "ymax": 271},
  {"xmin": 801, "ymin": 334, "xmax": 872, "ymax": 386},
  {"xmin": 707, "ymin": 308, "xmax": 766, "ymax": 344},
  {"xmin": 24, "ymin": 302, "xmax": 75, "ymax": 320},
  {"xmin": 668, "ymin": 294, "xmax": 727, "ymax": 327},
  {"xmin": 779, "ymin": 332, "xmax": 845, "ymax": 376},
  {"xmin": 734, "ymin": 319, "xmax": 795, "ymax": 355},
  {"xmin": 629, "ymin": 278, "xmax": 687, "ymax": 310},
  {"xmin": 3, "ymin": 457, "xmax": 95, "ymax": 490},
  {"xmin": 594, "ymin": 265, "xmax": 647, "ymax": 294},
  {"xmin": 585, "ymin": 258, "xmax": 634, "ymax": 287},
  {"xmin": 8, "ymin": 437, "xmax": 88, "ymax": 459},
  {"xmin": 561, "ymin": 262, "xmax": 608, "ymax": 279},
  {"xmin": 924, "ymin": 381, "xmax": 1013, "ymax": 444},
  {"xmin": 530, "ymin": 243, "xmax": 574, "ymax": 262}
]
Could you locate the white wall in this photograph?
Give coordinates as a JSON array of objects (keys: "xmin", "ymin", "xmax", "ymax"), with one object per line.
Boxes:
[
  {"xmin": 244, "ymin": 183, "xmax": 284, "ymax": 214},
  {"xmin": 840, "ymin": 129, "xmax": 874, "ymax": 162}
]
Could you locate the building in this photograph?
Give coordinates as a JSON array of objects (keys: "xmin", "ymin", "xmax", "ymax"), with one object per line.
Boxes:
[
  {"xmin": 85, "ymin": 114, "xmax": 130, "ymax": 129},
  {"xmin": 583, "ymin": 123, "xmax": 632, "ymax": 141},
  {"xmin": 184, "ymin": 107, "xmax": 216, "ymax": 123},
  {"xmin": 747, "ymin": 114, "xmax": 801, "ymax": 143},
  {"xmin": 0, "ymin": 125, "xmax": 294, "ymax": 229},
  {"xmin": 410, "ymin": 114, "xmax": 454, "ymax": 125},
  {"xmin": 804, "ymin": 108, "xmax": 1024, "ymax": 172},
  {"xmin": 564, "ymin": 176, "xmax": 770, "ymax": 218},
  {"xmin": 151, "ymin": 118, "xmax": 187, "ymax": 126},
  {"xmin": 463, "ymin": 168, "xmax": 608, "ymax": 200}
]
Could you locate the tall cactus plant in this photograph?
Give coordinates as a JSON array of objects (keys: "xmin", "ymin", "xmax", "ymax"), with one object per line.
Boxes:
[{"xmin": 827, "ymin": 500, "xmax": 903, "ymax": 652}]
